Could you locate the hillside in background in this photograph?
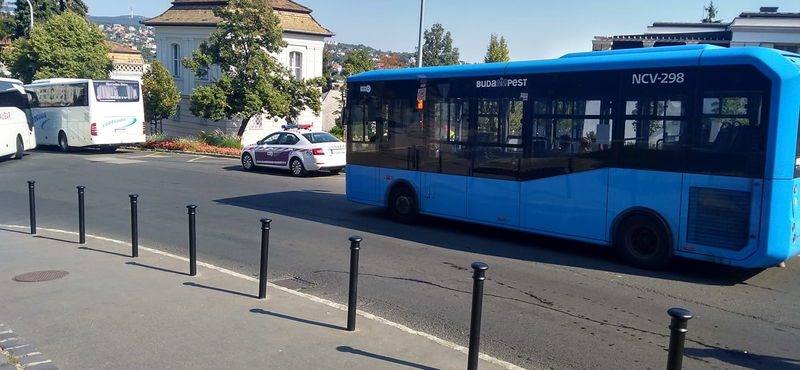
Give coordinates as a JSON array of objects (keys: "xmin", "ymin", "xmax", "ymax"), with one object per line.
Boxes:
[
  {"xmin": 326, "ymin": 42, "xmax": 416, "ymax": 67},
  {"xmin": 88, "ymin": 15, "xmax": 148, "ymax": 27}
]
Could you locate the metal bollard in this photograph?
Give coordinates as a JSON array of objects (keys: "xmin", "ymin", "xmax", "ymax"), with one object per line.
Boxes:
[
  {"xmin": 77, "ymin": 186, "xmax": 85, "ymax": 244},
  {"xmin": 258, "ymin": 218, "xmax": 272, "ymax": 299},
  {"xmin": 666, "ymin": 308, "xmax": 693, "ymax": 370},
  {"xmin": 346, "ymin": 235, "xmax": 362, "ymax": 332},
  {"xmin": 187, "ymin": 205, "xmax": 197, "ymax": 276},
  {"xmin": 467, "ymin": 262, "xmax": 489, "ymax": 370},
  {"xmin": 129, "ymin": 194, "xmax": 139, "ymax": 258},
  {"xmin": 27, "ymin": 181, "xmax": 36, "ymax": 235}
]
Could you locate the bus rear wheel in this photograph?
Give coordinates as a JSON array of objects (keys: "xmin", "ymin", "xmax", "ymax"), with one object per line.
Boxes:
[
  {"xmin": 615, "ymin": 214, "xmax": 672, "ymax": 269},
  {"xmin": 388, "ymin": 186, "xmax": 419, "ymax": 224},
  {"xmin": 58, "ymin": 132, "xmax": 70, "ymax": 152},
  {"xmin": 13, "ymin": 136, "xmax": 23, "ymax": 159}
]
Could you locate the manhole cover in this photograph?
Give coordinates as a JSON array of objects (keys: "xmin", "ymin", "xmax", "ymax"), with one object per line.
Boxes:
[
  {"xmin": 272, "ymin": 277, "xmax": 315, "ymax": 290},
  {"xmin": 13, "ymin": 270, "xmax": 69, "ymax": 282}
]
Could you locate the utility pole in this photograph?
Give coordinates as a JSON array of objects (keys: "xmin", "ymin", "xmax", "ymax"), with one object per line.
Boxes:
[
  {"xmin": 416, "ymin": 0, "xmax": 425, "ymax": 68},
  {"xmin": 26, "ymin": 0, "xmax": 33, "ymax": 29}
]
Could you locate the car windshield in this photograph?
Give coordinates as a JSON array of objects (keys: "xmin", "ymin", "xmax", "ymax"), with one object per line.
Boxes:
[{"xmin": 303, "ymin": 132, "xmax": 341, "ymax": 143}]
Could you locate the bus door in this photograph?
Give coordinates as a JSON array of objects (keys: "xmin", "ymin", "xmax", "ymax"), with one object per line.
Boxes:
[
  {"xmin": 419, "ymin": 85, "xmax": 470, "ymax": 218},
  {"xmin": 678, "ymin": 89, "xmax": 767, "ymax": 262}
]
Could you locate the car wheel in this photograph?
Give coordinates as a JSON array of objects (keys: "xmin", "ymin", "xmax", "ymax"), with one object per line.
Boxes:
[
  {"xmin": 388, "ymin": 185, "xmax": 419, "ymax": 224},
  {"xmin": 615, "ymin": 214, "xmax": 672, "ymax": 269},
  {"xmin": 290, "ymin": 157, "xmax": 307, "ymax": 177},
  {"xmin": 242, "ymin": 153, "xmax": 255, "ymax": 171},
  {"xmin": 13, "ymin": 136, "xmax": 23, "ymax": 159},
  {"xmin": 58, "ymin": 131, "xmax": 70, "ymax": 152},
  {"xmin": 329, "ymin": 168, "xmax": 342, "ymax": 175}
]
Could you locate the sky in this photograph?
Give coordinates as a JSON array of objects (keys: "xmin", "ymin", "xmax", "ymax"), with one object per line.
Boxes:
[{"xmin": 83, "ymin": 0, "xmax": 800, "ymax": 63}]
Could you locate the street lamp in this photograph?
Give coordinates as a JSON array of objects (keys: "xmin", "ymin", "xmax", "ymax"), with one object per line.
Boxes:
[
  {"xmin": 25, "ymin": 0, "xmax": 34, "ymax": 30},
  {"xmin": 416, "ymin": 0, "xmax": 425, "ymax": 68}
]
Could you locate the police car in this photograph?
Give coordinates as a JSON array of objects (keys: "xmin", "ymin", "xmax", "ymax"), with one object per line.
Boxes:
[{"xmin": 240, "ymin": 125, "xmax": 346, "ymax": 177}]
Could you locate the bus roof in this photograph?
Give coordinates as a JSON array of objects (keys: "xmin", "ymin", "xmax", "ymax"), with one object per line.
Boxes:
[
  {"xmin": 346, "ymin": 45, "xmax": 799, "ymax": 83},
  {"xmin": 0, "ymin": 78, "xmax": 25, "ymax": 93},
  {"xmin": 27, "ymin": 78, "xmax": 139, "ymax": 85}
]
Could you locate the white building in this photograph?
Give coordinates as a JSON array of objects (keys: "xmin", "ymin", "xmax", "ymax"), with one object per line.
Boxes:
[
  {"xmin": 593, "ymin": 7, "xmax": 800, "ymax": 53},
  {"xmin": 143, "ymin": 0, "xmax": 334, "ymax": 145}
]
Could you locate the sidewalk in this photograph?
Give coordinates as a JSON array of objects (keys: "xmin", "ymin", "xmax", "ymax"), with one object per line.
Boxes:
[{"xmin": 0, "ymin": 227, "xmax": 522, "ymax": 370}]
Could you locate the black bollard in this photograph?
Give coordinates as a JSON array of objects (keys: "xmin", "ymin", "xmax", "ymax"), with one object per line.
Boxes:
[
  {"xmin": 27, "ymin": 181, "xmax": 36, "ymax": 235},
  {"xmin": 187, "ymin": 205, "xmax": 197, "ymax": 276},
  {"xmin": 258, "ymin": 218, "xmax": 272, "ymax": 299},
  {"xmin": 666, "ymin": 308, "xmax": 693, "ymax": 370},
  {"xmin": 467, "ymin": 262, "xmax": 489, "ymax": 370},
  {"xmin": 346, "ymin": 235, "xmax": 362, "ymax": 332},
  {"xmin": 77, "ymin": 186, "xmax": 85, "ymax": 244},
  {"xmin": 130, "ymin": 194, "xmax": 139, "ymax": 258}
]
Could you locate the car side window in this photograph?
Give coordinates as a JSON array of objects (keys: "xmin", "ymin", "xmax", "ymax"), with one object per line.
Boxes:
[
  {"xmin": 280, "ymin": 134, "xmax": 299, "ymax": 145},
  {"xmin": 263, "ymin": 133, "xmax": 282, "ymax": 145}
]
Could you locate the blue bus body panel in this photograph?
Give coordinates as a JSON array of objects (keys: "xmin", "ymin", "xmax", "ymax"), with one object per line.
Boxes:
[
  {"xmin": 748, "ymin": 179, "xmax": 799, "ymax": 268},
  {"xmin": 676, "ymin": 174, "xmax": 762, "ymax": 264},
  {"xmin": 467, "ymin": 177, "xmax": 520, "ymax": 227},
  {"xmin": 379, "ymin": 168, "xmax": 421, "ymax": 206},
  {"xmin": 347, "ymin": 64, "xmax": 508, "ymax": 82},
  {"xmin": 346, "ymin": 164, "xmax": 380, "ymax": 205},
  {"xmin": 420, "ymin": 173, "xmax": 467, "ymax": 218},
  {"xmin": 607, "ymin": 169, "xmax": 683, "ymax": 248},
  {"xmin": 521, "ymin": 169, "xmax": 608, "ymax": 241}
]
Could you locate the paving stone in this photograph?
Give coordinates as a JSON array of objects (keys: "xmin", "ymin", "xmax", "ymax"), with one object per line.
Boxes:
[
  {"xmin": 7, "ymin": 345, "xmax": 36, "ymax": 357},
  {"xmin": 26, "ymin": 362, "xmax": 59, "ymax": 370},
  {"xmin": 0, "ymin": 332, "xmax": 17, "ymax": 341},
  {"xmin": 18, "ymin": 354, "xmax": 49, "ymax": 366},
  {"xmin": 0, "ymin": 363, "xmax": 17, "ymax": 370},
  {"xmin": 0, "ymin": 339, "xmax": 22, "ymax": 349}
]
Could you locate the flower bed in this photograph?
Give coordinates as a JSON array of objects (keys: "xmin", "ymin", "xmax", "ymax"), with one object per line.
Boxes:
[{"xmin": 135, "ymin": 133, "xmax": 242, "ymax": 157}]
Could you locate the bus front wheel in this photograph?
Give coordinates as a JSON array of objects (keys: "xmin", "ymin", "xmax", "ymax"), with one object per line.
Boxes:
[
  {"xmin": 615, "ymin": 214, "xmax": 672, "ymax": 269},
  {"xmin": 58, "ymin": 132, "xmax": 70, "ymax": 152},
  {"xmin": 388, "ymin": 186, "xmax": 419, "ymax": 224}
]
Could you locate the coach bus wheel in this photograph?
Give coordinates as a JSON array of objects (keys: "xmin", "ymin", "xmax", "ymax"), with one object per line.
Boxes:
[
  {"xmin": 388, "ymin": 186, "xmax": 419, "ymax": 224},
  {"xmin": 58, "ymin": 132, "xmax": 70, "ymax": 152},
  {"xmin": 615, "ymin": 214, "xmax": 671, "ymax": 269},
  {"xmin": 241, "ymin": 153, "xmax": 255, "ymax": 171},
  {"xmin": 13, "ymin": 136, "xmax": 23, "ymax": 159},
  {"xmin": 290, "ymin": 157, "xmax": 307, "ymax": 177}
]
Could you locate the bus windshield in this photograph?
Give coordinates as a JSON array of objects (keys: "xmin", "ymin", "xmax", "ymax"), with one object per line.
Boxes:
[{"xmin": 93, "ymin": 81, "xmax": 140, "ymax": 102}]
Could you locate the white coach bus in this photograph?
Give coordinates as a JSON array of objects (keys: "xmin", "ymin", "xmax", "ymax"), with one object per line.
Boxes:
[
  {"xmin": 0, "ymin": 78, "xmax": 36, "ymax": 159},
  {"xmin": 25, "ymin": 78, "xmax": 145, "ymax": 152}
]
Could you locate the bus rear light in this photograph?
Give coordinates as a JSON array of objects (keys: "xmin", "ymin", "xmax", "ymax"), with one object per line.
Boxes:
[
  {"xmin": 312, "ymin": 148, "xmax": 324, "ymax": 155},
  {"xmin": 793, "ymin": 224, "xmax": 795, "ymax": 233},
  {"xmin": 683, "ymin": 246, "xmax": 695, "ymax": 251},
  {"xmin": 794, "ymin": 235, "xmax": 796, "ymax": 244},
  {"xmin": 794, "ymin": 185, "xmax": 797, "ymax": 194},
  {"xmin": 90, "ymin": 123, "xmax": 97, "ymax": 136},
  {"xmin": 143, "ymin": 121, "xmax": 146, "ymax": 134}
]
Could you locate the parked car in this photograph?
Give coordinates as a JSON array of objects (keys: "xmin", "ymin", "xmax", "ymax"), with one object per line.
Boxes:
[{"xmin": 240, "ymin": 125, "xmax": 345, "ymax": 177}]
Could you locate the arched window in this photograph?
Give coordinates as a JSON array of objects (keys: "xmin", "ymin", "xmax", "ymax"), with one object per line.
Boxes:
[
  {"xmin": 171, "ymin": 43, "xmax": 181, "ymax": 77},
  {"xmin": 289, "ymin": 51, "xmax": 303, "ymax": 79}
]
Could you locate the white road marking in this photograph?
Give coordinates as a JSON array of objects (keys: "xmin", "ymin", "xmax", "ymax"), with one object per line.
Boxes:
[
  {"xmin": 0, "ymin": 224, "xmax": 529, "ymax": 370},
  {"xmin": 187, "ymin": 156, "xmax": 207, "ymax": 163},
  {"xmin": 83, "ymin": 156, "xmax": 144, "ymax": 165}
]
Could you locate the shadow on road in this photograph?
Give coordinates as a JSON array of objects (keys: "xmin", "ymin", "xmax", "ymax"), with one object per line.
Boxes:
[
  {"xmin": 336, "ymin": 346, "xmax": 442, "ymax": 370},
  {"xmin": 685, "ymin": 347, "xmax": 800, "ymax": 370},
  {"xmin": 222, "ymin": 165, "xmax": 343, "ymax": 178},
  {"xmin": 184, "ymin": 281, "xmax": 257, "ymax": 299},
  {"xmin": 250, "ymin": 308, "xmax": 343, "ymax": 330},
  {"xmin": 214, "ymin": 191, "xmax": 766, "ymax": 286}
]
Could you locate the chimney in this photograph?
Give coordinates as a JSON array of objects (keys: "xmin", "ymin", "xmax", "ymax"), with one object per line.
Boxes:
[{"xmin": 759, "ymin": 7, "xmax": 779, "ymax": 12}]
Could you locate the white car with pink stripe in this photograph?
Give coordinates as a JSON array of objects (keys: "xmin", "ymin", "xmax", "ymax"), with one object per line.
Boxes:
[{"xmin": 241, "ymin": 125, "xmax": 345, "ymax": 177}]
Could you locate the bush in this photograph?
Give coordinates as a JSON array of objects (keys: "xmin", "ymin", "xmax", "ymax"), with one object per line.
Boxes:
[
  {"xmin": 196, "ymin": 129, "xmax": 243, "ymax": 149},
  {"xmin": 146, "ymin": 133, "xmax": 169, "ymax": 142},
  {"xmin": 329, "ymin": 125, "xmax": 344, "ymax": 141}
]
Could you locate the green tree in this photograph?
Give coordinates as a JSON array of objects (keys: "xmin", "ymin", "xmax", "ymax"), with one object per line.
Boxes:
[
  {"xmin": 422, "ymin": 23, "xmax": 459, "ymax": 67},
  {"xmin": 321, "ymin": 48, "xmax": 335, "ymax": 92},
  {"xmin": 182, "ymin": 0, "xmax": 323, "ymax": 137},
  {"xmin": 342, "ymin": 49, "xmax": 374, "ymax": 77},
  {"xmin": 702, "ymin": 1, "xmax": 721, "ymax": 23},
  {"xmin": 142, "ymin": 60, "xmax": 180, "ymax": 132},
  {"xmin": 13, "ymin": 0, "xmax": 87, "ymax": 38},
  {"xmin": 2, "ymin": 10, "xmax": 111, "ymax": 83},
  {"xmin": 484, "ymin": 33, "xmax": 509, "ymax": 63}
]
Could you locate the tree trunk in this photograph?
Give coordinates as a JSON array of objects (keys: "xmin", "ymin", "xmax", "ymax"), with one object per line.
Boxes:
[{"xmin": 237, "ymin": 116, "xmax": 252, "ymax": 137}]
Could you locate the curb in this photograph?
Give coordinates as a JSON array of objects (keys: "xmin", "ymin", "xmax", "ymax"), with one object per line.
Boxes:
[{"xmin": 120, "ymin": 146, "xmax": 240, "ymax": 159}]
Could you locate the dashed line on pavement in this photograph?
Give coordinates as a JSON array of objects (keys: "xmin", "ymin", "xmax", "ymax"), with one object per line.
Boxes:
[
  {"xmin": 187, "ymin": 156, "xmax": 207, "ymax": 163},
  {"xmin": 0, "ymin": 224, "xmax": 529, "ymax": 370}
]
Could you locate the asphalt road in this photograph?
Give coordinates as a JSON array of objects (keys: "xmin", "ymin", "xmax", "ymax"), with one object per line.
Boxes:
[{"xmin": 1, "ymin": 148, "xmax": 798, "ymax": 370}]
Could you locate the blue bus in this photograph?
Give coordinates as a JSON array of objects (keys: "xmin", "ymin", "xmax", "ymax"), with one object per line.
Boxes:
[{"xmin": 344, "ymin": 45, "xmax": 800, "ymax": 269}]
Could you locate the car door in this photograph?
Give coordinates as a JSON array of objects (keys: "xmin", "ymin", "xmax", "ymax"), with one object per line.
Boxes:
[
  {"xmin": 254, "ymin": 132, "xmax": 282, "ymax": 166},
  {"xmin": 274, "ymin": 133, "xmax": 299, "ymax": 168}
]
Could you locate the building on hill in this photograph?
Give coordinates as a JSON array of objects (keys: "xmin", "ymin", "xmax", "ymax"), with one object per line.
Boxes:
[
  {"xmin": 593, "ymin": 7, "xmax": 800, "ymax": 52},
  {"xmin": 143, "ymin": 0, "xmax": 334, "ymax": 145}
]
